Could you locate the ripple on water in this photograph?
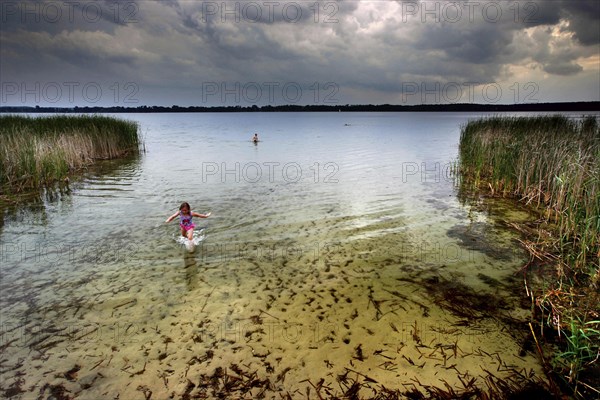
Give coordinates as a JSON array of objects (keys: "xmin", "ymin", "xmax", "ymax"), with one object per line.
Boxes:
[{"xmin": 0, "ymin": 112, "xmax": 551, "ymax": 398}]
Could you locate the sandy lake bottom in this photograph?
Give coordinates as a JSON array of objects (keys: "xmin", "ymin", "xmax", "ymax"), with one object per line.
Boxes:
[{"xmin": 0, "ymin": 112, "xmax": 555, "ymax": 398}]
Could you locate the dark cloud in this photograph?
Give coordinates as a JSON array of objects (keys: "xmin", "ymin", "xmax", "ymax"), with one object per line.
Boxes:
[
  {"xmin": 1, "ymin": 0, "xmax": 598, "ymax": 106},
  {"xmin": 560, "ymin": 1, "xmax": 600, "ymax": 45},
  {"xmin": 526, "ymin": 1, "xmax": 599, "ymax": 45},
  {"xmin": 413, "ymin": 23, "xmax": 514, "ymax": 65},
  {"xmin": 543, "ymin": 61, "xmax": 583, "ymax": 76},
  {"xmin": 0, "ymin": 0, "xmax": 130, "ymax": 34},
  {"xmin": 523, "ymin": 1, "xmax": 562, "ymax": 27}
]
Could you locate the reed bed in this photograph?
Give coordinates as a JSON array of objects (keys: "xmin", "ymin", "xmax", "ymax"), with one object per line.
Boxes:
[
  {"xmin": 458, "ymin": 115, "xmax": 599, "ymax": 397},
  {"xmin": 0, "ymin": 115, "xmax": 141, "ymax": 194}
]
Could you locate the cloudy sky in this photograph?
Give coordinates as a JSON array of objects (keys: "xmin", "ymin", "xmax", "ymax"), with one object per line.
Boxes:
[{"xmin": 1, "ymin": 0, "xmax": 599, "ymax": 106}]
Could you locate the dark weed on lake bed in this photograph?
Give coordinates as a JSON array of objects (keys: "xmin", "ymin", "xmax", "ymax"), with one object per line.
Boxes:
[
  {"xmin": 1, "ymin": 113, "xmax": 569, "ymax": 399},
  {"xmin": 164, "ymin": 361, "xmax": 553, "ymax": 399}
]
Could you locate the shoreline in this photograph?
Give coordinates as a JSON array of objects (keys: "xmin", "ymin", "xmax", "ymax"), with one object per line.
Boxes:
[
  {"xmin": 0, "ymin": 115, "xmax": 142, "ymax": 199},
  {"xmin": 1, "ymin": 101, "xmax": 599, "ymax": 114},
  {"xmin": 457, "ymin": 115, "xmax": 600, "ymax": 398}
]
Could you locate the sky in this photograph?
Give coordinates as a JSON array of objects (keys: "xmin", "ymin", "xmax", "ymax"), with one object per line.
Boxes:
[{"xmin": 1, "ymin": 0, "xmax": 599, "ymax": 107}]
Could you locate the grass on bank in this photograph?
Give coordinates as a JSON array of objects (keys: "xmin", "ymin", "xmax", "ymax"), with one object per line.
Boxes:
[
  {"xmin": 458, "ymin": 115, "xmax": 599, "ymax": 397},
  {"xmin": 0, "ymin": 115, "xmax": 141, "ymax": 194}
]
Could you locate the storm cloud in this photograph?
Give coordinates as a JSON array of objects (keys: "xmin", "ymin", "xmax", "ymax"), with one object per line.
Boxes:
[{"xmin": 1, "ymin": 0, "xmax": 598, "ymax": 106}]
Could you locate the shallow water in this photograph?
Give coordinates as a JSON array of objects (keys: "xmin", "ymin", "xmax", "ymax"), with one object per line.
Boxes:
[{"xmin": 2, "ymin": 111, "xmax": 591, "ymax": 398}]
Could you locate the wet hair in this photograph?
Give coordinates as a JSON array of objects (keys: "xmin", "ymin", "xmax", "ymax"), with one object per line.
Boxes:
[{"xmin": 179, "ymin": 202, "xmax": 191, "ymax": 213}]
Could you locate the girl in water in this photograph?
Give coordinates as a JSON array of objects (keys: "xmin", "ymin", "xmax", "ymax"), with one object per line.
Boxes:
[{"xmin": 165, "ymin": 202, "xmax": 211, "ymax": 241}]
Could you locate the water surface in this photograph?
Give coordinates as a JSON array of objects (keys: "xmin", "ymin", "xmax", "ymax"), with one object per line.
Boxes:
[{"xmin": 2, "ymin": 112, "xmax": 577, "ymax": 398}]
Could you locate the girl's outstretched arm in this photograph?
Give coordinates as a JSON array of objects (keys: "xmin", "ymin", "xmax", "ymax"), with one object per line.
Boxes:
[
  {"xmin": 192, "ymin": 212, "xmax": 211, "ymax": 218},
  {"xmin": 165, "ymin": 211, "xmax": 179, "ymax": 223}
]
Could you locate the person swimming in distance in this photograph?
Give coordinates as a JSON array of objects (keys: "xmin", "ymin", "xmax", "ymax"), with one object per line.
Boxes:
[{"xmin": 252, "ymin": 133, "xmax": 259, "ymax": 143}]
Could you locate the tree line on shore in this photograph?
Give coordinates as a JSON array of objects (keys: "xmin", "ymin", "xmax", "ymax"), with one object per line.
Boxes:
[{"xmin": 1, "ymin": 101, "xmax": 599, "ymax": 114}]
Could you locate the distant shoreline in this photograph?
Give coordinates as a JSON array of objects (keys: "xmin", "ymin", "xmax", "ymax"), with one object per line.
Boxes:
[{"xmin": 1, "ymin": 101, "xmax": 599, "ymax": 114}]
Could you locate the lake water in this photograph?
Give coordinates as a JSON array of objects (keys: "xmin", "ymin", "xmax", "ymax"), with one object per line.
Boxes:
[{"xmin": 1, "ymin": 111, "xmax": 588, "ymax": 398}]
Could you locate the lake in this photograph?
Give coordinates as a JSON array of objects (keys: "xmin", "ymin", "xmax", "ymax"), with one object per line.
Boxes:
[{"xmin": 1, "ymin": 111, "xmax": 586, "ymax": 398}]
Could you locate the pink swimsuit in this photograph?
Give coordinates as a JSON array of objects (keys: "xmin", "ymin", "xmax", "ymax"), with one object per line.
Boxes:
[{"xmin": 179, "ymin": 212, "xmax": 195, "ymax": 231}]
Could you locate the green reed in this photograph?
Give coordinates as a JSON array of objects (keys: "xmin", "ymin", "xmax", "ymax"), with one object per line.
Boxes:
[
  {"xmin": 553, "ymin": 317, "xmax": 600, "ymax": 391},
  {"xmin": 0, "ymin": 115, "xmax": 141, "ymax": 193},
  {"xmin": 458, "ymin": 115, "xmax": 599, "ymax": 395},
  {"xmin": 459, "ymin": 115, "xmax": 599, "ymax": 276}
]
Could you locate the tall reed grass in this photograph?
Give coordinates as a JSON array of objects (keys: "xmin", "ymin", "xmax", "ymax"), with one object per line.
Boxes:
[
  {"xmin": 459, "ymin": 115, "xmax": 599, "ymax": 276},
  {"xmin": 458, "ymin": 115, "xmax": 599, "ymax": 395},
  {"xmin": 0, "ymin": 115, "xmax": 141, "ymax": 193}
]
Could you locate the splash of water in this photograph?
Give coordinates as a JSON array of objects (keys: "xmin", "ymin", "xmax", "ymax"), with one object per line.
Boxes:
[{"xmin": 173, "ymin": 228, "xmax": 205, "ymax": 248}]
